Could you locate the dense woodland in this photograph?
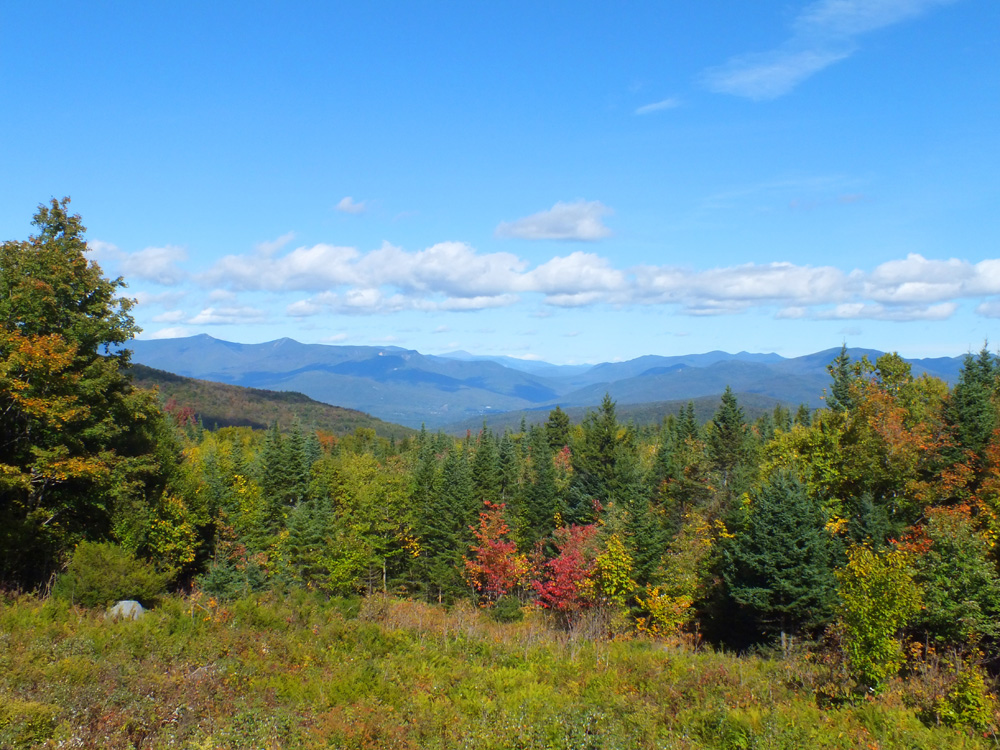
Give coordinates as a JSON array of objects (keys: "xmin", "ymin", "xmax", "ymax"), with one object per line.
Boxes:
[{"xmin": 5, "ymin": 200, "xmax": 1000, "ymax": 745}]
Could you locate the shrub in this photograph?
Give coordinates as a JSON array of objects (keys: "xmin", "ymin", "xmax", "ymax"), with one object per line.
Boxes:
[
  {"xmin": 51, "ymin": 541, "xmax": 170, "ymax": 607},
  {"xmin": 0, "ymin": 695, "xmax": 60, "ymax": 749},
  {"xmin": 196, "ymin": 558, "xmax": 268, "ymax": 601},
  {"xmin": 489, "ymin": 595, "xmax": 524, "ymax": 623}
]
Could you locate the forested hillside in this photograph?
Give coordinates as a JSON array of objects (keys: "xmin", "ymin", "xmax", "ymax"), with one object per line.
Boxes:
[
  {"xmin": 4, "ymin": 201, "xmax": 1000, "ymax": 746},
  {"xmin": 129, "ymin": 363, "xmax": 416, "ymax": 439}
]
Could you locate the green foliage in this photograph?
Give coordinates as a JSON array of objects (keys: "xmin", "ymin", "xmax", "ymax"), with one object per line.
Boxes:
[
  {"xmin": 51, "ymin": 541, "xmax": 170, "ymax": 607},
  {"xmin": 724, "ymin": 469, "xmax": 839, "ymax": 644},
  {"xmin": 489, "ymin": 594, "xmax": 524, "ymax": 623},
  {"xmin": 932, "ymin": 664, "xmax": 997, "ymax": 730},
  {"xmin": 131, "ymin": 362, "xmax": 416, "ymax": 438},
  {"xmin": 0, "ymin": 199, "xmax": 190, "ymax": 588},
  {"xmin": 836, "ymin": 545, "xmax": 921, "ymax": 691},
  {"xmin": 0, "ymin": 694, "xmax": 60, "ymax": 749},
  {"xmin": 196, "ymin": 557, "xmax": 268, "ymax": 600},
  {"xmin": 911, "ymin": 507, "xmax": 1000, "ymax": 646},
  {"xmin": 0, "ymin": 591, "xmax": 995, "ymax": 749}
]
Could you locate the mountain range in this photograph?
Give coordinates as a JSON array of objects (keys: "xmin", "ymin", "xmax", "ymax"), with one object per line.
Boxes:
[{"xmin": 127, "ymin": 335, "xmax": 969, "ymax": 430}]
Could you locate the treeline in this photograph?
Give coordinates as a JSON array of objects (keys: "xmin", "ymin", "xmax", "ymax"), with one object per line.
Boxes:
[{"xmin": 4, "ymin": 201, "xmax": 1000, "ymax": 708}]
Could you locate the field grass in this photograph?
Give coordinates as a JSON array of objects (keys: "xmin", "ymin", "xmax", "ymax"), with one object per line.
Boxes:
[{"xmin": 0, "ymin": 591, "xmax": 995, "ymax": 749}]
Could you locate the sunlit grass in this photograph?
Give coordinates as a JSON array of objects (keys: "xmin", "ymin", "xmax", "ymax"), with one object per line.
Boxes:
[{"xmin": 0, "ymin": 591, "xmax": 994, "ymax": 748}]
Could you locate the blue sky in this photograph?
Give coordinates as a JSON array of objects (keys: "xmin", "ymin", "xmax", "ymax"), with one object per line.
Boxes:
[{"xmin": 2, "ymin": 1, "xmax": 997, "ymax": 363}]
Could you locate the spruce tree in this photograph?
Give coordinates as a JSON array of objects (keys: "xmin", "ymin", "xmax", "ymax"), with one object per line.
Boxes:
[
  {"xmin": 545, "ymin": 405, "xmax": 571, "ymax": 451},
  {"xmin": 524, "ymin": 426, "xmax": 559, "ymax": 548},
  {"xmin": 723, "ymin": 469, "xmax": 839, "ymax": 648}
]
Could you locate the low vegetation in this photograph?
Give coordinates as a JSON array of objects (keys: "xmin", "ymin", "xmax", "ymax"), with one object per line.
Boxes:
[{"xmin": 2, "ymin": 591, "xmax": 996, "ymax": 749}]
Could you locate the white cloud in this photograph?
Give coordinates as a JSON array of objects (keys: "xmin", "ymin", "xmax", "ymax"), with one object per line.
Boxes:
[
  {"xmin": 976, "ymin": 300, "xmax": 1000, "ymax": 319},
  {"xmin": 434, "ymin": 295, "xmax": 520, "ymax": 312},
  {"xmin": 201, "ymin": 243, "xmax": 360, "ymax": 291},
  {"xmin": 85, "ymin": 240, "xmax": 121, "ymax": 261},
  {"xmin": 132, "ymin": 290, "xmax": 185, "ymax": 307},
  {"xmin": 152, "ymin": 310, "xmax": 187, "ymax": 323},
  {"xmin": 635, "ymin": 262, "xmax": 846, "ymax": 306},
  {"xmin": 635, "ymin": 98, "xmax": 681, "ymax": 115},
  {"xmin": 322, "ymin": 333, "xmax": 350, "ymax": 343},
  {"xmin": 495, "ymin": 200, "xmax": 613, "ymax": 241},
  {"xmin": 819, "ymin": 302, "xmax": 958, "ymax": 321},
  {"xmin": 146, "ymin": 326, "xmax": 193, "ymax": 339},
  {"xmin": 256, "ymin": 231, "xmax": 296, "ymax": 256},
  {"xmin": 794, "ymin": 0, "xmax": 957, "ymax": 36},
  {"xmin": 702, "ymin": 0, "xmax": 958, "ymax": 99},
  {"xmin": 208, "ymin": 289, "xmax": 237, "ymax": 302},
  {"xmin": 120, "ymin": 245, "xmax": 189, "ymax": 286},
  {"xmin": 336, "ymin": 196, "xmax": 366, "ymax": 214},
  {"xmin": 526, "ymin": 252, "xmax": 627, "ymax": 295},
  {"xmin": 703, "ymin": 48, "xmax": 851, "ymax": 100},
  {"xmin": 188, "ymin": 306, "xmax": 267, "ymax": 325}
]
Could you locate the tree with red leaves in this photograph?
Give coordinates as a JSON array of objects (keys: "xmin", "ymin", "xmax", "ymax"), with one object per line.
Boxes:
[
  {"xmin": 532, "ymin": 523, "xmax": 600, "ymax": 617},
  {"xmin": 464, "ymin": 501, "xmax": 530, "ymax": 604}
]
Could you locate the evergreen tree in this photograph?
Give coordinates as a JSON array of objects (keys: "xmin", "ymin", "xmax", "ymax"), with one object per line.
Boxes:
[
  {"xmin": 414, "ymin": 443, "xmax": 475, "ymax": 602},
  {"xmin": 947, "ymin": 346, "xmax": 998, "ymax": 467},
  {"xmin": 826, "ymin": 344, "xmax": 855, "ymax": 412},
  {"xmin": 524, "ymin": 426, "xmax": 560, "ymax": 548},
  {"xmin": 708, "ymin": 387, "xmax": 756, "ymax": 507},
  {"xmin": 545, "ymin": 405, "xmax": 571, "ymax": 451},
  {"xmin": 723, "ymin": 469, "xmax": 839, "ymax": 648},
  {"xmin": 471, "ymin": 427, "xmax": 500, "ymax": 506},
  {"xmin": 567, "ymin": 394, "xmax": 625, "ymax": 524}
]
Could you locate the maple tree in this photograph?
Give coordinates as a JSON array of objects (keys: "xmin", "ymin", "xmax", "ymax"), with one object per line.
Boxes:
[
  {"xmin": 464, "ymin": 500, "xmax": 529, "ymax": 603},
  {"xmin": 532, "ymin": 523, "xmax": 600, "ymax": 619}
]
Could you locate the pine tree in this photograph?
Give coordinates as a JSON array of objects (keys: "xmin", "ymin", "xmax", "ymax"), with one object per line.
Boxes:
[
  {"xmin": 524, "ymin": 426, "xmax": 559, "ymax": 548},
  {"xmin": 567, "ymin": 394, "xmax": 625, "ymax": 524},
  {"xmin": 545, "ymin": 405, "xmax": 571, "ymax": 451},
  {"xmin": 708, "ymin": 387, "xmax": 756, "ymax": 507},
  {"xmin": 723, "ymin": 469, "xmax": 839, "ymax": 648},
  {"xmin": 947, "ymin": 346, "xmax": 998, "ymax": 466},
  {"xmin": 471, "ymin": 427, "xmax": 501, "ymax": 506},
  {"xmin": 826, "ymin": 344, "xmax": 855, "ymax": 412},
  {"xmin": 414, "ymin": 443, "xmax": 475, "ymax": 602}
]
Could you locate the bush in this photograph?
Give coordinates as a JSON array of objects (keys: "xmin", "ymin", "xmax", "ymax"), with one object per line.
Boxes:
[
  {"xmin": 196, "ymin": 558, "xmax": 268, "ymax": 601},
  {"xmin": 489, "ymin": 595, "xmax": 524, "ymax": 623},
  {"xmin": 0, "ymin": 694, "xmax": 60, "ymax": 749},
  {"xmin": 51, "ymin": 541, "xmax": 170, "ymax": 608}
]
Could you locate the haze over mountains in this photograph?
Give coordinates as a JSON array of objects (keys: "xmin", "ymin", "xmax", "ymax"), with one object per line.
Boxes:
[{"xmin": 128, "ymin": 335, "xmax": 968, "ymax": 430}]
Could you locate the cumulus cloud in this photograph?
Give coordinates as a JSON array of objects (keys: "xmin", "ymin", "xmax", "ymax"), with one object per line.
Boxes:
[
  {"xmin": 152, "ymin": 229, "xmax": 1000, "ymax": 323},
  {"xmin": 85, "ymin": 240, "xmax": 121, "ymax": 261},
  {"xmin": 976, "ymin": 300, "xmax": 1000, "ymax": 319},
  {"xmin": 120, "ymin": 245, "xmax": 189, "ymax": 285},
  {"xmin": 256, "ymin": 231, "xmax": 296, "ymax": 256},
  {"xmin": 702, "ymin": 0, "xmax": 958, "ymax": 99},
  {"xmin": 495, "ymin": 200, "xmax": 613, "ymax": 241},
  {"xmin": 335, "ymin": 196, "xmax": 366, "ymax": 214},
  {"xmin": 146, "ymin": 326, "xmax": 193, "ymax": 339},
  {"xmin": 635, "ymin": 97, "xmax": 681, "ymax": 115},
  {"xmin": 188, "ymin": 306, "xmax": 267, "ymax": 325},
  {"xmin": 132, "ymin": 290, "xmax": 185, "ymax": 307},
  {"xmin": 819, "ymin": 302, "xmax": 958, "ymax": 321},
  {"xmin": 152, "ymin": 310, "xmax": 187, "ymax": 323}
]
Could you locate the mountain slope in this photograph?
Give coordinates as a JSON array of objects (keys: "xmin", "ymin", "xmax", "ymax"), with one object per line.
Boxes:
[
  {"xmin": 127, "ymin": 336, "xmax": 967, "ymax": 429},
  {"xmin": 129, "ymin": 364, "xmax": 416, "ymax": 439}
]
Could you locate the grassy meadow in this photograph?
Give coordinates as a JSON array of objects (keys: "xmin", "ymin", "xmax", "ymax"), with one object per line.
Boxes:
[{"xmin": 1, "ymin": 591, "xmax": 995, "ymax": 750}]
